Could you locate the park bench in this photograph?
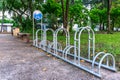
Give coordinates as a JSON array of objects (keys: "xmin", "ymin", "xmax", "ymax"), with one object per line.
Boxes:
[{"xmin": 17, "ymin": 33, "xmax": 30, "ymax": 43}]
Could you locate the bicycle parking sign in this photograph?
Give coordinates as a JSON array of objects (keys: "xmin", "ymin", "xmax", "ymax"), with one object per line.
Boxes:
[{"xmin": 33, "ymin": 10, "xmax": 43, "ymax": 20}]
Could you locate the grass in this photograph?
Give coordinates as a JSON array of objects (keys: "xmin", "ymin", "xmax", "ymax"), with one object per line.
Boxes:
[
  {"xmin": 95, "ymin": 32, "xmax": 120, "ymax": 70},
  {"xmin": 69, "ymin": 31, "xmax": 120, "ymax": 55},
  {"xmin": 95, "ymin": 32, "xmax": 120, "ymax": 55}
]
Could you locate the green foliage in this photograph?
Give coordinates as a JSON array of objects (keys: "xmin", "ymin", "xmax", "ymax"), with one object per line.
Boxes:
[
  {"xmin": 90, "ymin": 8, "xmax": 99, "ymax": 24},
  {"xmin": 69, "ymin": 3, "xmax": 83, "ymax": 19},
  {"xmin": 0, "ymin": 0, "xmax": 3, "ymax": 10},
  {"xmin": 0, "ymin": 19, "xmax": 13, "ymax": 23},
  {"xmin": 2, "ymin": 0, "xmax": 120, "ymax": 33},
  {"xmin": 90, "ymin": 8, "xmax": 107, "ymax": 24},
  {"xmin": 111, "ymin": 4, "xmax": 120, "ymax": 28},
  {"xmin": 3, "ymin": 0, "xmax": 38, "ymax": 33},
  {"xmin": 42, "ymin": 0, "xmax": 61, "ymax": 16},
  {"xmin": 42, "ymin": 0, "xmax": 62, "ymax": 29},
  {"xmin": 69, "ymin": 1, "xmax": 89, "ymax": 30},
  {"xmin": 89, "ymin": 0, "xmax": 120, "ymax": 31},
  {"xmin": 95, "ymin": 32, "xmax": 120, "ymax": 55},
  {"xmin": 21, "ymin": 17, "xmax": 33, "ymax": 33},
  {"xmin": 112, "ymin": 0, "xmax": 120, "ymax": 8}
]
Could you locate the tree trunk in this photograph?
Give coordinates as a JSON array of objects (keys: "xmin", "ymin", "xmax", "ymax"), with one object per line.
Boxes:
[
  {"xmin": 64, "ymin": 0, "xmax": 69, "ymax": 29},
  {"xmin": 112, "ymin": 18, "xmax": 115, "ymax": 31},
  {"xmin": 61, "ymin": 0, "xmax": 65, "ymax": 27},
  {"xmin": 61, "ymin": 0, "xmax": 70, "ymax": 30},
  {"xmin": 99, "ymin": 23, "xmax": 102, "ymax": 31},
  {"xmin": 99, "ymin": 17, "xmax": 102, "ymax": 31},
  {"xmin": 107, "ymin": 0, "xmax": 112, "ymax": 33},
  {"xmin": 69, "ymin": 18, "xmax": 73, "ymax": 31},
  {"xmin": 103, "ymin": 22, "xmax": 105, "ymax": 31}
]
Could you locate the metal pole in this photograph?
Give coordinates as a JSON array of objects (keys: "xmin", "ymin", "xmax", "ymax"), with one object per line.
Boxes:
[
  {"xmin": 41, "ymin": 19, "xmax": 43, "ymax": 41},
  {"xmin": 33, "ymin": 15, "xmax": 35, "ymax": 45}
]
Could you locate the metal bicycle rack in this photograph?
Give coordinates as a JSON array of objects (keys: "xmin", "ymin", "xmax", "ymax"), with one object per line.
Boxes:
[
  {"xmin": 53, "ymin": 28, "xmax": 70, "ymax": 55},
  {"xmin": 34, "ymin": 27, "xmax": 116, "ymax": 78},
  {"xmin": 35, "ymin": 28, "xmax": 55, "ymax": 51},
  {"xmin": 33, "ymin": 29, "xmax": 44, "ymax": 47},
  {"xmin": 41, "ymin": 28, "xmax": 55, "ymax": 51}
]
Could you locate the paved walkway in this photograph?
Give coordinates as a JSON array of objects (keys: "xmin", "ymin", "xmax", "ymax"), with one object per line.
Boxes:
[{"xmin": 0, "ymin": 34, "xmax": 119, "ymax": 80}]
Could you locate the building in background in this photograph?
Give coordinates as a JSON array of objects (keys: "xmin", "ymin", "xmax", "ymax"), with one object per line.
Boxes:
[
  {"xmin": 0, "ymin": 23, "xmax": 13, "ymax": 33},
  {"xmin": 0, "ymin": 8, "xmax": 13, "ymax": 33}
]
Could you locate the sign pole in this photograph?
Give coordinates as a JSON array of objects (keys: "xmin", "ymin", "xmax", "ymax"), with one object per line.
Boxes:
[
  {"xmin": 33, "ymin": 10, "xmax": 43, "ymax": 46},
  {"xmin": 33, "ymin": 14, "xmax": 35, "ymax": 45}
]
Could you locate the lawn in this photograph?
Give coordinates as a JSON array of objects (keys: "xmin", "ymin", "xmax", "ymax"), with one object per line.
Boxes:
[
  {"xmin": 95, "ymin": 32, "xmax": 120, "ymax": 55},
  {"xmin": 69, "ymin": 32, "xmax": 120, "ymax": 56},
  {"xmin": 95, "ymin": 32, "xmax": 120, "ymax": 70}
]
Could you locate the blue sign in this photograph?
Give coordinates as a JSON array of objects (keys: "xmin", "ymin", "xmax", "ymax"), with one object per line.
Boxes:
[{"xmin": 33, "ymin": 10, "xmax": 43, "ymax": 20}]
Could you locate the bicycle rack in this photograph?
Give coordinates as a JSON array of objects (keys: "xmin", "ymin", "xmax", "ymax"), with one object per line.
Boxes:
[
  {"xmin": 39, "ymin": 28, "xmax": 54, "ymax": 51},
  {"xmin": 33, "ymin": 29, "xmax": 44, "ymax": 47},
  {"xmin": 92, "ymin": 52, "xmax": 116, "ymax": 75},
  {"xmin": 35, "ymin": 27, "xmax": 117, "ymax": 78},
  {"xmin": 53, "ymin": 28, "xmax": 70, "ymax": 55}
]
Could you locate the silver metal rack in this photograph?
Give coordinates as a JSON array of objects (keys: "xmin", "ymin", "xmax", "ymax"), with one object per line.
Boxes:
[{"xmin": 33, "ymin": 27, "xmax": 116, "ymax": 78}]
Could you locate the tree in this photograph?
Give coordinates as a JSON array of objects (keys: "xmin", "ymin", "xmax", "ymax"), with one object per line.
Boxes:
[
  {"xmin": 83, "ymin": 0, "xmax": 112, "ymax": 33},
  {"xmin": 69, "ymin": 1, "xmax": 89, "ymax": 30},
  {"xmin": 90, "ymin": 7, "xmax": 107, "ymax": 31},
  {"xmin": 111, "ymin": 8, "xmax": 120, "ymax": 30},
  {"xmin": 107, "ymin": 0, "xmax": 112, "ymax": 33},
  {"xmin": 4, "ymin": 0, "xmax": 30, "ymax": 27},
  {"xmin": 0, "ymin": 0, "xmax": 5, "ymax": 32},
  {"xmin": 3, "ymin": 0, "xmax": 44, "ymax": 32},
  {"xmin": 42, "ymin": 0, "xmax": 61, "ymax": 29},
  {"xmin": 61, "ymin": 0, "xmax": 70, "ymax": 30},
  {"xmin": 111, "ymin": 0, "xmax": 120, "ymax": 30}
]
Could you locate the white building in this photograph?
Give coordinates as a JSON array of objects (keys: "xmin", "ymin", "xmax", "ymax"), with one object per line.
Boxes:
[
  {"xmin": 0, "ymin": 10, "xmax": 13, "ymax": 33},
  {"xmin": 0, "ymin": 23, "xmax": 13, "ymax": 33}
]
